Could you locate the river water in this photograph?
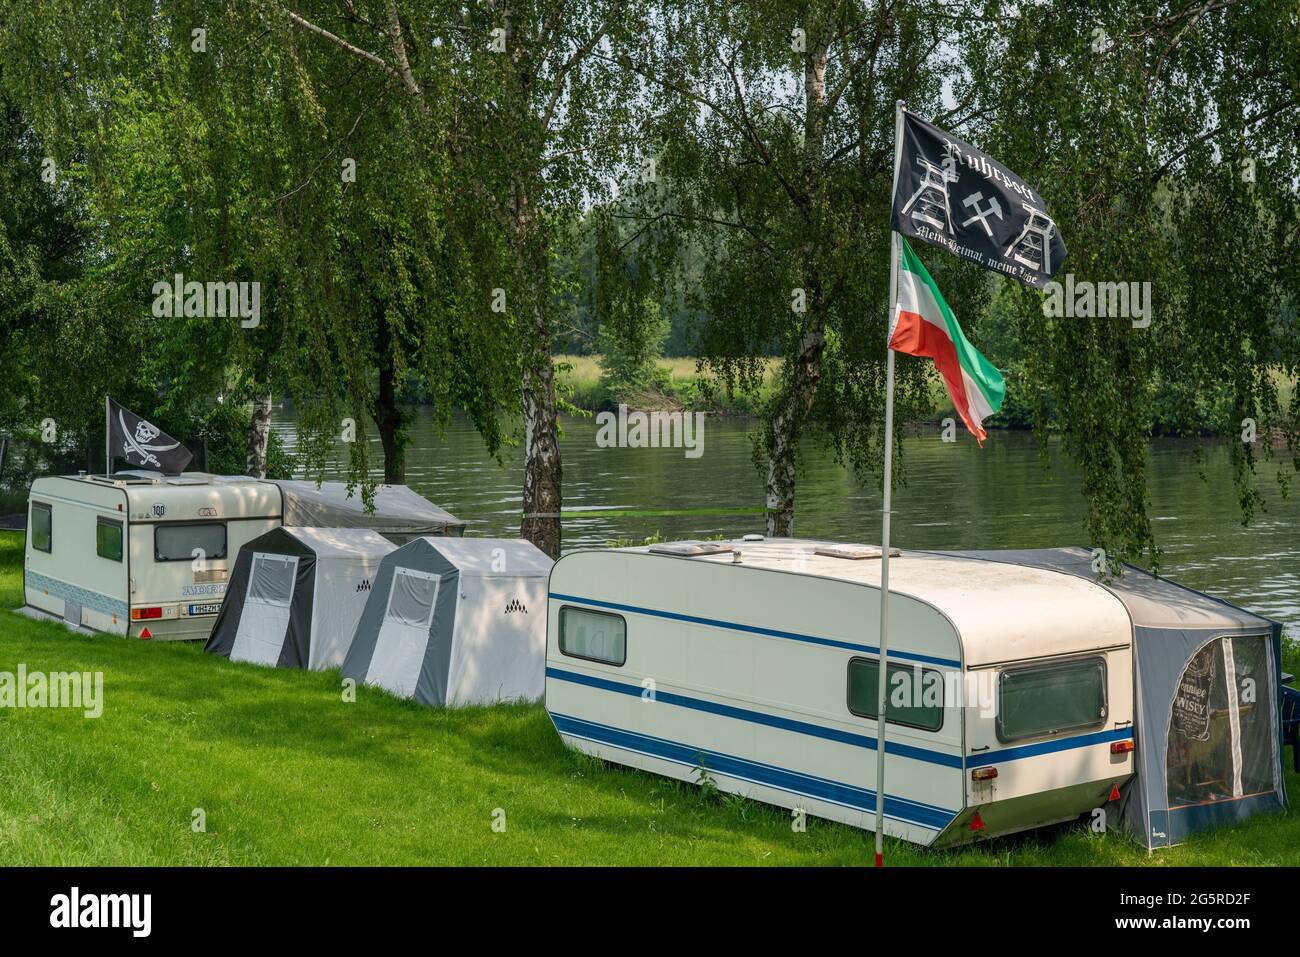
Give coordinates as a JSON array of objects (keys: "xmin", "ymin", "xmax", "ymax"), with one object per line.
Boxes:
[{"xmin": 273, "ymin": 408, "xmax": 1300, "ymax": 638}]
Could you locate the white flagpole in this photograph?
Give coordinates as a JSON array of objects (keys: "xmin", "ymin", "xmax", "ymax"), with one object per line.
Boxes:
[
  {"xmin": 874, "ymin": 99, "xmax": 906, "ymax": 868},
  {"xmin": 104, "ymin": 396, "xmax": 111, "ymax": 477}
]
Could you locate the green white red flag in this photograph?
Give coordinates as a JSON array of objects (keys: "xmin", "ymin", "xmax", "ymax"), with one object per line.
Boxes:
[{"xmin": 888, "ymin": 236, "xmax": 1005, "ymax": 443}]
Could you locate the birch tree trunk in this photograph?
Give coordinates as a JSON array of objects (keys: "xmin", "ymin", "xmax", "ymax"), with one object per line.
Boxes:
[
  {"xmin": 513, "ymin": 182, "xmax": 563, "ymax": 559},
  {"xmin": 765, "ymin": 32, "xmax": 830, "ymax": 538},
  {"xmin": 245, "ymin": 393, "xmax": 272, "ymax": 478},
  {"xmin": 520, "ymin": 323, "xmax": 562, "ymax": 558},
  {"xmin": 765, "ymin": 320, "xmax": 826, "ymax": 536}
]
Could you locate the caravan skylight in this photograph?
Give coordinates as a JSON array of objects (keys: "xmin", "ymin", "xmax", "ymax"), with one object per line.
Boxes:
[
  {"xmin": 647, "ymin": 542, "xmax": 734, "ymax": 557},
  {"xmin": 813, "ymin": 545, "xmax": 900, "ymax": 560}
]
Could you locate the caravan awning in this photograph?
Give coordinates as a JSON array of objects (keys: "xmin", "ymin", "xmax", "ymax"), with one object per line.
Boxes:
[{"xmin": 269, "ymin": 481, "xmax": 465, "ymax": 537}]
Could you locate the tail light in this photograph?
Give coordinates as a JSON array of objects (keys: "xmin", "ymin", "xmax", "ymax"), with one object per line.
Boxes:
[
  {"xmin": 971, "ymin": 766, "xmax": 998, "ymax": 782},
  {"xmin": 131, "ymin": 607, "xmax": 162, "ymax": 621},
  {"xmin": 1110, "ymin": 740, "xmax": 1135, "ymax": 755}
]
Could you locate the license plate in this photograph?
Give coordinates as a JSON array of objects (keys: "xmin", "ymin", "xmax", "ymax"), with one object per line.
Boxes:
[{"xmin": 187, "ymin": 603, "xmax": 222, "ymax": 616}]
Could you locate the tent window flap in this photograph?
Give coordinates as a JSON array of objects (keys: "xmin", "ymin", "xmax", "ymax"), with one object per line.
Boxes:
[
  {"xmin": 1167, "ymin": 634, "xmax": 1277, "ymax": 809},
  {"xmin": 385, "ymin": 568, "xmax": 439, "ymax": 628},
  {"xmin": 247, "ymin": 553, "xmax": 298, "ymax": 607}
]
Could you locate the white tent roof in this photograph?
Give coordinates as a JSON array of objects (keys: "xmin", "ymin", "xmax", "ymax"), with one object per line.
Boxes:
[
  {"xmin": 276, "ymin": 526, "xmax": 395, "ymax": 559},
  {"xmin": 418, "ymin": 536, "xmax": 554, "ymax": 577}
]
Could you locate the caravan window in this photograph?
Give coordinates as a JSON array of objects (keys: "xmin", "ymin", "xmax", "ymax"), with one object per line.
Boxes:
[
  {"xmin": 31, "ymin": 502, "xmax": 52, "ymax": 553},
  {"xmin": 155, "ymin": 522, "xmax": 226, "ymax": 562},
  {"xmin": 846, "ymin": 658, "xmax": 944, "ymax": 731},
  {"xmin": 997, "ymin": 657, "xmax": 1107, "ymax": 742},
  {"xmin": 385, "ymin": 568, "xmax": 440, "ymax": 628},
  {"xmin": 96, "ymin": 517, "xmax": 123, "ymax": 562},
  {"xmin": 559, "ymin": 606, "xmax": 626, "ymax": 666}
]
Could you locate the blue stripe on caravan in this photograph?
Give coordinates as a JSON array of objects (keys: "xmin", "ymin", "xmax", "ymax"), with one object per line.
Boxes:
[
  {"xmin": 547, "ymin": 666, "xmax": 963, "ymax": 768},
  {"xmin": 550, "ymin": 711, "xmax": 957, "ymax": 831},
  {"xmin": 549, "ymin": 667, "xmax": 1134, "ymax": 767},
  {"xmin": 548, "ymin": 592, "xmax": 962, "ymax": 668},
  {"xmin": 977, "ymin": 726, "xmax": 1134, "ymax": 765}
]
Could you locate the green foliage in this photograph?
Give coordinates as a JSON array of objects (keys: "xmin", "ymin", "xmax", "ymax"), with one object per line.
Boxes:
[
  {"xmin": 3, "ymin": 1, "xmax": 1299, "ymax": 563},
  {"xmin": 196, "ymin": 401, "xmax": 294, "ymax": 480},
  {"xmin": 618, "ymin": 0, "xmax": 988, "ymax": 524},
  {"xmin": 958, "ymin": 0, "xmax": 1300, "ymax": 565},
  {"xmin": 596, "ymin": 297, "xmax": 672, "ymax": 403}
]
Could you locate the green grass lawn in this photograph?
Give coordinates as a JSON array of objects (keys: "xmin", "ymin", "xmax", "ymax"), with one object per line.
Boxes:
[{"xmin": 0, "ymin": 528, "xmax": 1295, "ymax": 866}]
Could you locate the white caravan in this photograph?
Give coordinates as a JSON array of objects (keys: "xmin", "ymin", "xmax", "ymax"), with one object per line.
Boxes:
[
  {"xmin": 23, "ymin": 473, "xmax": 281, "ymax": 640},
  {"xmin": 545, "ymin": 538, "xmax": 1139, "ymax": 848},
  {"xmin": 22, "ymin": 472, "xmax": 464, "ymax": 641}
]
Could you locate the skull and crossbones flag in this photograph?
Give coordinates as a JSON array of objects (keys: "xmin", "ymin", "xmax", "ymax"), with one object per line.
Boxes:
[
  {"xmin": 106, "ymin": 397, "xmax": 193, "ymax": 475},
  {"xmin": 890, "ymin": 111, "xmax": 1067, "ymax": 289}
]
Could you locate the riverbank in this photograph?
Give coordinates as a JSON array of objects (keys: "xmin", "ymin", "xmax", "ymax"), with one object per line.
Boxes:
[
  {"xmin": 555, "ymin": 354, "xmax": 955, "ymax": 419},
  {"xmin": 555, "ymin": 357, "xmax": 1298, "ymax": 438},
  {"xmin": 555, "ymin": 355, "xmax": 777, "ymax": 414}
]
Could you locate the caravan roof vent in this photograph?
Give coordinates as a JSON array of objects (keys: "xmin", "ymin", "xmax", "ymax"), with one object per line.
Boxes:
[
  {"xmin": 813, "ymin": 544, "xmax": 901, "ymax": 561},
  {"xmin": 647, "ymin": 542, "xmax": 735, "ymax": 557}
]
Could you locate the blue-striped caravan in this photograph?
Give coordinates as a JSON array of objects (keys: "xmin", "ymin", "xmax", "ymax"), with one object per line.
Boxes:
[{"xmin": 545, "ymin": 539, "xmax": 1287, "ymax": 848}]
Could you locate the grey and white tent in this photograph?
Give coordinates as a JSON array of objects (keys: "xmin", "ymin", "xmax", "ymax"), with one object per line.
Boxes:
[
  {"xmin": 206, "ymin": 527, "xmax": 396, "ymax": 670},
  {"xmin": 342, "ymin": 537, "xmax": 553, "ymax": 707},
  {"xmin": 270, "ymin": 480, "xmax": 465, "ymax": 542},
  {"xmin": 947, "ymin": 547, "xmax": 1287, "ymax": 850}
]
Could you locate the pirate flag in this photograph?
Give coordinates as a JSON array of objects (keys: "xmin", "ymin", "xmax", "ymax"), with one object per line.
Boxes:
[
  {"xmin": 106, "ymin": 398, "xmax": 193, "ymax": 475},
  {"xmin": 890, "ymin": 111, "xmax": 1067, "ymax": 289}
]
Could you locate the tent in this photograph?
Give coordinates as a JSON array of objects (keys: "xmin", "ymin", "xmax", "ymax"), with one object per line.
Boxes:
[
  {"xmin": 341, "ymin": 537, "xmax": 553, "ymax": 706},
  {"xmin": 947, "ymin": 547, "xmax": 1287, "ymax": 849},
  {"xmin": 206, "ymin": 527, "xmax": 396, "ymax": 670},
  {"xmin": 269, "ymin": 480, "xmax": 465, "ymax": 542}
]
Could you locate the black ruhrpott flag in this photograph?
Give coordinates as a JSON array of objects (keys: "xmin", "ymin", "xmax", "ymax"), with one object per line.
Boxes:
[
  {"xmin": 890, "ymin": 110, "xmax": 1067, "ymax": 289},
  {"xmin": 106, "ymin": 398, "xmax": 193, "ymax": 475}
]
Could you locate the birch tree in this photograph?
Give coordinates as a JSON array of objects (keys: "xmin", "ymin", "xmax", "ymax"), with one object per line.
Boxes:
[
  {"xmin": 279, "ymin": 0, "xmax": 638, "ymax": 555},
  {"xmin": 621, "ymin": 0, "xmax": 984, "ymax": 535}
]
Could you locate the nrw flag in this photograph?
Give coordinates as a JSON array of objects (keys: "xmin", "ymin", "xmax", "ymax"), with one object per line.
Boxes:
[
  {"xmin": 107, "ymin": 398, "xmax": 193, "ymax": 474},
  {"xmin": 890, "ymin": 238, "xmax": 1005, "ymax": 444},
  {"xmin": 890, "ymin": 111, "xmax": 1067, "ymax": 289}
]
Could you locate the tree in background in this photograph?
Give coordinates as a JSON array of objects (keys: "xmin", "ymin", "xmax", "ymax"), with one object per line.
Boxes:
[
  {"xmin": 619, "ymin": 0, "xmax": 986, "ymax": 535},
  {"xmin": 268, "ymin": 0, "xmax": 641, "ymax": 554},
  {"xmin": 959, "ymin": 0, "xmax": 1300, "ymax": 563}
]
